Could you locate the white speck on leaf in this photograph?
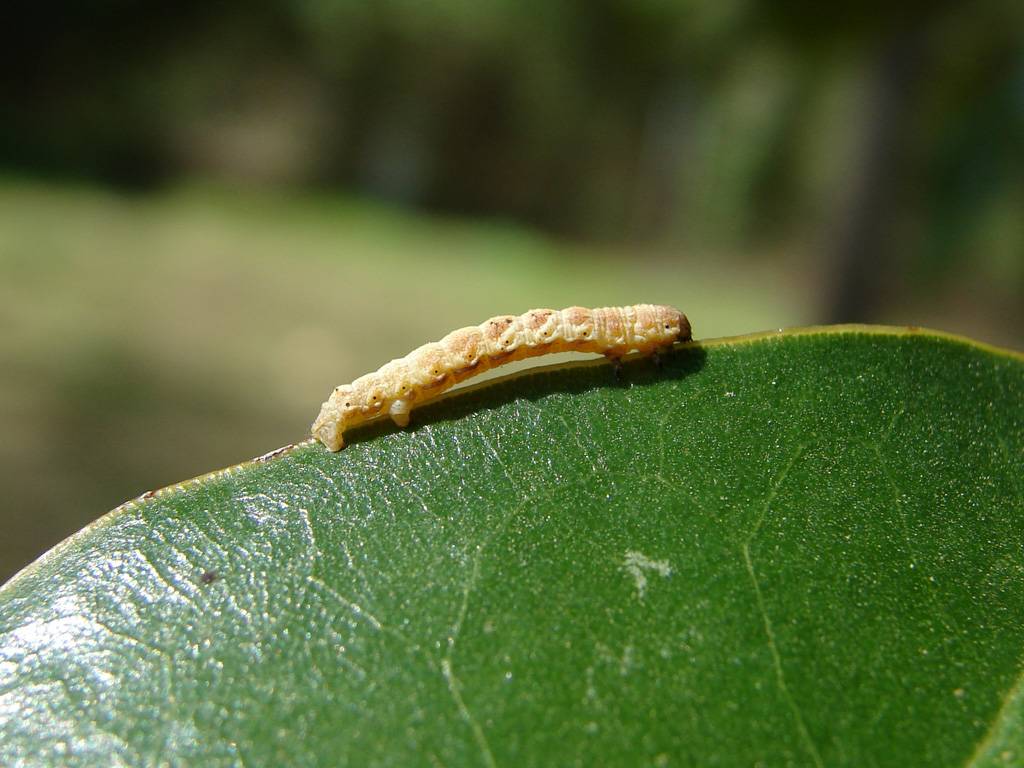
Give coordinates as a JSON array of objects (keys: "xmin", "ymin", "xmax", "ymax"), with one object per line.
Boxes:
[{"xmin": 622, "ymin": 551, "xmax": 672, "ymax": 600}]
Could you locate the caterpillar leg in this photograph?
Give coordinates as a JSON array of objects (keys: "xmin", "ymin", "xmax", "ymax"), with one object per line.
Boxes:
[
  {"xmin": 389, "ymin": 399, "xmax": 411, "ymax": 428},
  {"xmin": 605, "ymin": 353, "xmax": 624, "ymax": 381},
  {"xmin": 313, "ymin": 422, "xmax": 344, "ymax": 451}
]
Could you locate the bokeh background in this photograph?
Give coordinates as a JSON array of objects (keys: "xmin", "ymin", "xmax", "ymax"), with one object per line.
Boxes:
[{"xmin": 2, "ymin": 0, "xmax": 1022, "ymax": 583}]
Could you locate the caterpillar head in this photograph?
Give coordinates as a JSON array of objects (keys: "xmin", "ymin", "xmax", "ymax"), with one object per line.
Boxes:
[{"xmin": 647, "ymin": 305, "xmax": 691, "ymax": 344}]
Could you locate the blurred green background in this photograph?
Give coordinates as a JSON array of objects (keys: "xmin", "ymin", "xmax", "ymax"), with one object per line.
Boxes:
[{"xmin": 1, "ymin": 0, "xmax": 1022, "ymax": 583}]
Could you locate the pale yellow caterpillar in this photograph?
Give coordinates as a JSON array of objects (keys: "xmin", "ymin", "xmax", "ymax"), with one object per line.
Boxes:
[{"xmin": 312, "ymin": 304, "xmax": 691, "ymax": 451}]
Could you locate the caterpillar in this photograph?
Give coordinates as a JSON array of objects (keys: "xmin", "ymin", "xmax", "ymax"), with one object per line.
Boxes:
[{"xmin": 312, "ymin": 304, "xmax": 691, "ymax": 451}]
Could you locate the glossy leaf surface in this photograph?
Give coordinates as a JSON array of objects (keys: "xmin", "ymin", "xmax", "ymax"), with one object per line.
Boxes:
[{"xmin": 1, "ymin": 328, "xmax": 1022, "ymax": 767}]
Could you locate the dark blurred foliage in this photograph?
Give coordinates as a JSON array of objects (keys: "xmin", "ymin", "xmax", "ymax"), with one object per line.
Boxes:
[{"xmin": 4, "ymin": 1, "xmax": 1022, "ymax": 270}]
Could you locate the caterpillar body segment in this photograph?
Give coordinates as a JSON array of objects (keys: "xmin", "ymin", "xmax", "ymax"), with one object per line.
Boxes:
[{"xmin": 312, "ymin": 304, "xmax": 691, "ymax": 451}]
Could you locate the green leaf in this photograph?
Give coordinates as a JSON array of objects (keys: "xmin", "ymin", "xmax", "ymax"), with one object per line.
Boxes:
[{"xmin": 2, "ymin": 327, "xmax": 1023, "ymax": 767}]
